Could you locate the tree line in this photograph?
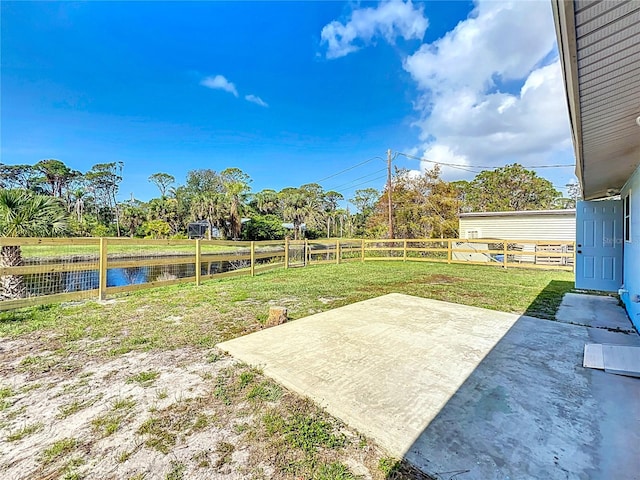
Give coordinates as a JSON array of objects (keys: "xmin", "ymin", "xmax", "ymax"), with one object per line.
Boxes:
[{"xmin": 0, "ymin": 159, "xmax": 578, "ymax": 241}]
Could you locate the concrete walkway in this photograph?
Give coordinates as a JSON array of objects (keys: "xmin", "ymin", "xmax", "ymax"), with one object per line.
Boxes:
[
  {"xmin": 556, "ymin": 292, "xmax": 636, "ymax": 333},
  {"xmin": 217, "ymin": 293, "xmax": 640, "ymax": 480}
]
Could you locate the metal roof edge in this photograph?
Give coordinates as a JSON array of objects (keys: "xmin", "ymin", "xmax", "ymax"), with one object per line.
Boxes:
[
  {"xmin": 551, "ymin": 0, "xmax": 585, "ymax": 194},
  {"xmin": 459, "ymin": 209, "xmax": 576, "ymax": 218}
]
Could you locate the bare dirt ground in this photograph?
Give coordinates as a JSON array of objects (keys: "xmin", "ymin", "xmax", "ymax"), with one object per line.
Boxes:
[{"xmin": 0, "ymin": 335, "xmax": 403, "ymax": 480}]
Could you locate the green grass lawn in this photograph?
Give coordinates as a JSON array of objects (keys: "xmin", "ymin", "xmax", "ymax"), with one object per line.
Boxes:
[
  {"xmin": 21, "ymin": 242, "xmax": 249, "ymax": 259},
  {"xmin": 0, "ymin": 261, "xmax": 574, "ymax": 351},
  {"xmin": 0, "ymin": 261, "xmax": 575, "ymax": 480}
]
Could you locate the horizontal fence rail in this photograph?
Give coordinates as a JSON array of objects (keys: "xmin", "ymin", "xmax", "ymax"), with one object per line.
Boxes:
[{"xmin": 0, "ymin": 237, "xmax": 575, "ymax": 311}]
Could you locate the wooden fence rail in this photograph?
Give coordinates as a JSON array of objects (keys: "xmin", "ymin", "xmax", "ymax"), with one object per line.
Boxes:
[{"xmin": 0, "ymin": 237, "xmax": 575, "ymax": 311}]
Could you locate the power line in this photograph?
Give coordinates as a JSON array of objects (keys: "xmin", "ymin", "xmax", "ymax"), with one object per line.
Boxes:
[
  {"xmin": 396, "ymin": 152, "xmax": 481, "ymax": 173},
  {"xmin": 302, "ymin": 150, "xmax": 573, "ymax": 198},
  {"xmin": 326, "ymin": 168, "xmax": 387, "ymax": 191},
  {"xmin": 312, "ymin": 156, "xmax": 384, "ymax": 184},
  {"xmin": 396, "ymin": 151, "xmax": 575, "ymax": 171},
  {"xmin": 334, "ymin": 174, "xmax": 387, "ymax": 195},
  {"xmin": 325, "ymin": 150, "xmax": 573, "ymax": 196}
]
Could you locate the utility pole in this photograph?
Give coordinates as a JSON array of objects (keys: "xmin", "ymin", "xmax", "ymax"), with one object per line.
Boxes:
[{"xmin": 387, "ymin": 149, "xmax": 394, "ymax": 239}]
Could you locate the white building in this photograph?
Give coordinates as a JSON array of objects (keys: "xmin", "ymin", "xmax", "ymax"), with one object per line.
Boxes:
[{"xmin": 458, "ymin": 209, "xmax": 576, "ymax": 241}]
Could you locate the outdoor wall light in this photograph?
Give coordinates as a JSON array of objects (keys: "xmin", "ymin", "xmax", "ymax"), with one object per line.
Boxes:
[{"xmin": 636, "ymin": 115, "xmax": 640, "ymax": 127}]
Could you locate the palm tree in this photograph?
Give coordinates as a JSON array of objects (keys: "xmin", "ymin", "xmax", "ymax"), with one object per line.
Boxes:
[
  {"xmin": 323, "ymin": 191, "xmax": 344, "ymax": 238},
  {"xmin": 190, "ymin": 193, "xmax": 225, "ymax": 240},
  {"xmin": 71, "ymin": 188, "xmax": 86, "ymax": 223},
  {"xmin": 220, "ymin": 168, "xmax": 251, "ymax": 240},
  {"xmin": 280, "ymin": 189, "xmax": 308, "ymax": 240},
  {"xmin": 254, "ymin": 189, "xmax": 279, "ymax": 215},
  {"xmin": 0, "ymin": 190, "xmax": 67, "ymax": 300},
  {"xmin": 120, "ymin": 201, "xmax": 147, "ymax": 237},
  {"xmin": 225, "ymin": 182, "xmax": 247, "ymax": 240}
]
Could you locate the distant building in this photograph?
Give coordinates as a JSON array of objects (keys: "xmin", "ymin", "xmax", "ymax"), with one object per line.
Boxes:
[
  {"xmin": 188, "ymin": 219, "xmax": 250, "ymax": 240},
  {"xmin": 457, "ymin": 209, "xmax": 576, "ymax": 267},
  {"xmin": 187, "ymin": 221, "xmax": 221, "ymax": 239},
  {"xmin": 458, "ymin": 209, "xmax": 576, "ymax": 241},
  {"xmin": 282, "ymin": 223, "xmax": 306, "ymax": 232}
]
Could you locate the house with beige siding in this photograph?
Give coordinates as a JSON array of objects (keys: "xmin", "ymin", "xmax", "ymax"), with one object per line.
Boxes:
[
  {"xmin": 456, "ymin": 209, "xmax": 575, "ymax": 267},
  {"xmin": 553, "ymin": 0, "xmax": 640, "ymax": 330},
  {"xmin": 458, "ymin": 209, "xmax": 575, "ymax": 241}
]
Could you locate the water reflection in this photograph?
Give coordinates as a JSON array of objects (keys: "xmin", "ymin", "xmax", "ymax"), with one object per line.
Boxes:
[{"xmin": 25, "ymin": 262, "xmax": 234, "ymax": 296}]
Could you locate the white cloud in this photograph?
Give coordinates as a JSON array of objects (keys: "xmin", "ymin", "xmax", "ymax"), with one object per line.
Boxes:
[
  {"xmin": 200, "ymin": 75, "xmax": 238, "ymax": 97},
  {"xmin": 320, "ymin": 0, "xmax": 574, "ymax": 184},
  {"xmin": 401, "ymin": 0, "xmax": 572, "ymax": 179},
  {"xmin": 419, "ymin": 144, "xmax": 474, "ymax": 177},
  {"xmin": 321, "ymin": 0, "xmax": 428, "ymax": 59},
  {"xmin": 200, "ymin": 76, "xmax": 269, "ymax": 107},
  {"xmin": 245, "ymin": 94, "xmax": 269, "ymax": 108},
  {"xmin": 412, "ymin": 62, "xmax": 571, "ymax": 164},
  {"xmin": 404, "ymin": 1, "xmax": 557, "ymax": 95},
  {"xmin": 403, "ymin": 169, "xmax": 423, "ymax": 180}
]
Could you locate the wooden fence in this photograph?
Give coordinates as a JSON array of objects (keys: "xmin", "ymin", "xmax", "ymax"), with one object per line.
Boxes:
[{"xmin": 0, "ymin": 237, "xmax": 575, "ymax": 311}]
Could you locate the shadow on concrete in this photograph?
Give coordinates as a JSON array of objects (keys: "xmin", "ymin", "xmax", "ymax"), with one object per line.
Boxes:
[
  {"xmin": 523, "ymin": 279, "xmax": 574, "ymax": 320},
  {"xmin": 388, "ymin": 283, "xmax": 640, "ymax": 480},
  {"xmin": 218, "ymin": 287, "xmax": 639, "ymax": 480}
]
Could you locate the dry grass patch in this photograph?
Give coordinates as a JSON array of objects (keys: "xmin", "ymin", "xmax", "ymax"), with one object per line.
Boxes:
[
  {"xmin": 41, "ymin": 437, "xmax": 78, "ymax": 464},
  {"xmin": 6, "ymin": 422, "xmax": 43, "ymax": 442},
  {"xmin": 0, "ymin": 262, "xmax": 573, "ymax": 479}
]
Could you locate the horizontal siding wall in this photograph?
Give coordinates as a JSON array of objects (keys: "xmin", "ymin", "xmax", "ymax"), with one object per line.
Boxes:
[
  {"xmin": 620, "ymin": 165, "xmax": 640, "ymax": 331},
  {"xmin": 459, "ymin": 214, "xmax": 576, "ymax": 241}
]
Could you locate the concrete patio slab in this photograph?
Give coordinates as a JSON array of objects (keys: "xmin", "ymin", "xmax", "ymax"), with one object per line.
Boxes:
[
  {"xmin": 556, "ymin": 292, "xmax": 635, "ymax": 332},
  {"xmin": 584, "ymin": 343, "xmax": 605, "ymax": 369},
  {"xmin": 217, "ymin": 293, "xmax": 640, "ymax": 480},
  {"xmin": 602, "ymin": 345, "xmax": 640, "ymax": 378}
]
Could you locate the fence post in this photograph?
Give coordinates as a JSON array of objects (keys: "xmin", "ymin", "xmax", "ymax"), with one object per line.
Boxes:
[
  {"xmin": 447, "ymin": 239, "xmax": 452, "ymax": 264},
  {"xmin": 99, "ymin": 237, "xmax": 108, "ymax": 301},
  {"xmin": 503, "ymin": 240, "xmax": 508, "ymax": 269},
  {"xmin": 361, "ymin": 239, "xmax": 365, "ymax": 262},
  {"xmin": 336, "ymin": 239, "xmax": 341, "ymax": 264},
  {"xmin": 403, "ymin": 239, "xmax": 407, "ymax": 262},
  {"xmin": 305, "ymin": 239, "xmax": 309, "ymax": 266},
  {"xmin": 250, "ymin": 241, "xmax": 256, "ymax": 276},
  {"xmin": 195, "ymin": 239, "xmax": 201, "ymax": 286},
  {"xmin": 284, "ymin": 238, "xmax": 289, "ymax": 269}
]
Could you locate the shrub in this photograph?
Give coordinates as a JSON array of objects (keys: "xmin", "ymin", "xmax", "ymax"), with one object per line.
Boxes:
[{"xmin": 242, "ymin": 214, "xmax": 286, "ymax": 241}]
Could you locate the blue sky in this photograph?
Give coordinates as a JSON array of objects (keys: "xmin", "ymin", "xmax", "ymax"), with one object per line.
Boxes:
[{"xmin": 1, "ymin": 1, "xmax": 576, "ymax": 203}]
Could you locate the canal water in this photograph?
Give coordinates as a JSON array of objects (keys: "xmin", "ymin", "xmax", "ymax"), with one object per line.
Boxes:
[{"xmin": 24, "ymin": 261, "xmax": 238, "ymax": 296}]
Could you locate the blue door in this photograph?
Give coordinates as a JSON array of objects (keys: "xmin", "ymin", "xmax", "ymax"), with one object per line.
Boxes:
[{"xmin": 575, "ymin": 200, "xmax": 623, "ymax": 292}]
